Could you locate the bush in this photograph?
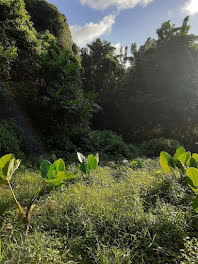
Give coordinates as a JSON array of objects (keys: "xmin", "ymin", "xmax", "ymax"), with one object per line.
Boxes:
[
  {"xmin": 143, "ymin": 137, "xmax": 180, "ymax": 157},
  {"xmin": 49, "ymin": 129, "xmax": 143, "ymax": 162}
]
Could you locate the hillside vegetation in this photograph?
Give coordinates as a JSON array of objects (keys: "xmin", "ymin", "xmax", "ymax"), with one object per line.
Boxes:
[{"xmin": 1, "ymin": 1, "xmax": 198, "ymax": 263}]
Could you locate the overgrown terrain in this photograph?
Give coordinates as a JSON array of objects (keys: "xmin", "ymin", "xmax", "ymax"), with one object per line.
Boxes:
[
  {"xmin": 1, "ymin": 0, "xmax": 198, "ymax": 263},
  {"xmin": 1, "ymin": 154, "xmax": 198, "ymax": 264}
]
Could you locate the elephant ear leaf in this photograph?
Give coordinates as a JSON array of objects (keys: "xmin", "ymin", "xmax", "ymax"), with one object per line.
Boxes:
[
  {"xmin": 53, "ymin": 159, "xmax": 65, "ymax": 171},
  {"xmin": 77, "ymin": 152, "xmax": 87, "ymax": 163},
  {"xmin": 178, "ymin": 152, "xmax": 191, "ymax": 165},
  {"xmin": 186, "ymin": 157, "xmax": 197, "ymax": 168},
  {"xmin": 7, "ymin": 158, "xmax": 21, "ymax": 181},
  {"xmin": 192, "ymin": 153, "xmax": 198, "ymax": 163},
  {"xmin": 173, "ymin": 147, "xmax": 185, "ymax": 160},
  {"xmin": 46, "ymin": 171, "xmax": 75, "ymax": 186},
  {"xmin": 160, "ymin": 151, "xmax": 174, "ymax": 173},
  {"xmin": 0, "ymin": 154, "xmax": 15, "ymax": 179},
  {"xmin": 186, "ymin": 168, "xmax": 198, "ymax": 193},
  {"xmin": 88, "ymin": 154, "xmax": 97, "ymax": 170},
  {"xmin": 40, "ymin": 160, "xmax": 51, "ymax": 179}
]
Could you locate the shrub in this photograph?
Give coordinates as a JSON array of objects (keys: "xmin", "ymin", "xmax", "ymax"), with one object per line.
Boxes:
[
  {"xmin": 49, "ymin": 129, "xmax": 143, "ymax": 162},
  {"xmin": 87, "ymin": 130, "xmax": 142, "ymax": 161},
  {"xmin": 143, "ymin": 137, "xmax": 180, "ymax": 157}
]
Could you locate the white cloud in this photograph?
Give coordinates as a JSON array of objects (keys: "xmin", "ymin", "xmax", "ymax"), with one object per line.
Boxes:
[
  {"xmin": 182, "ymin": 0, "xmax": 198, "ymax": 15},
  {"xmin": 114, "ymin": 42, "xmax": 122, "ymax": 55},
  {"xmin": 70, "ymin": 14, "xmax": 116, "ymax": 46},
  {"xmin": 79, "ymin": 0, "xmax": 153, "ymax": 11}
]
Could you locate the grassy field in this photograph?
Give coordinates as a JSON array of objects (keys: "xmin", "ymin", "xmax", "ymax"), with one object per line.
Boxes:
[{"xmin": 1, "ymin": 158, "xmax": 198, "ymax": 264}]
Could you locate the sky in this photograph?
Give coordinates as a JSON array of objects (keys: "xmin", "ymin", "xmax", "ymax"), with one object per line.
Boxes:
[{"xmin": 47, "ymin": 0, "xmax": 198, "ymax": 50}]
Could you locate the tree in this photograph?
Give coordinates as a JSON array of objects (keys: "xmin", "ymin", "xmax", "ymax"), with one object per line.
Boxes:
[
  {"xmin": 119, "ymin": 17, "xmax": 198, "ymax": 133},
  {"xmin": 81, "ymin": 38, "xmax": 126, "ymax": 129}
]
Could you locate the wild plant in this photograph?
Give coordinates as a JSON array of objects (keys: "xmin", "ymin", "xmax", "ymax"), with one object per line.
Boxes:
[
  {"xmin": 77, "ymin": 152, "xmax": 99, "ymax": 175},
  {"xmin": 158, "ymin": 146, "xmax": 198, "ymax": 212},
  {"xmin": 0, "ymin": 154, "xmax": 75, "ymax": 235}
]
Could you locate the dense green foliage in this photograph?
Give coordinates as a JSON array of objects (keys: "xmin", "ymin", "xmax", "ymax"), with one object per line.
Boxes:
[
  {"xmin": 81, "ymin": 18, "xmax": 198, "ymax": 148},
  {"xmin": 120, "ymin": 17, "xmax": 198, "ymax": 130},
  {"xmin": 159, "ymin": 146, "xmax": 198, "ymax": 213},
  {"xmin": 0, "ymin": 0, "xmax": 96, "ymax": 147},
  {"xmin": 24, "ymin": 0, "xmax": 73, "ymax": 49}
]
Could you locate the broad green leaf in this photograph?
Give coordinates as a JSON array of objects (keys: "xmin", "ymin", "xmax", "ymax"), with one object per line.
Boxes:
[
  {"xmin": 192, "ymin": 153, "xmax": 198, "ymax": 163},
  {"xmin": 186, "ymin": 168, "xmax": 198, "ymax": 193},
  {"xmin": 46, "ymin": 171, "xmax": 75, "ymax": 186},
  {"xmin": 186, "ymin": 157, "xmax": 197, "ymax": 168},
  {"xmin": 88, "ymin": 154, "xmax": 97, "ymax": 170},
  {"xmin": 7, "ymin": 158, "xmax": 21, "ymax": 181},
  {"xmin": 175, "ymin": 159, "xmax": 186, "ymax": 173},
  {"xmin": 0, "ymin": 154, "xmax": 14, "ymax": 178},
  {"xmin": 193, "ymin": 195, "xmax": 198, "ymax": 213},
  {"xmin": 173, "ymin": 147, "xmax": 185, "ymax": 161},
  {"xmin": 54, "ymin": 159, "xmax": 65, "ymax": 171},
  {"xmin": 160, "ymin": 151, "xmax": 175, "ymax": 173},
  {"xmin": 178, "ymin": 152, "xmax": 191, "ymax": 165},
  {"xmin": 46, "ymin": 164, "xmax": 56, "ymax": 179},
  {"xmin": 40, "ymin": 160, "xmax": 51, "ymax": 179},
  {"xmin": 77, "ymin": 152, "xmax": 87, "ymax": 163}
]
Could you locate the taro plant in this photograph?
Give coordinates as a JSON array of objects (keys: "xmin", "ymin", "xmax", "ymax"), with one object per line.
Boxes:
[
  {"xmin": 0, "ymin": 154, "xmax": 32, "ymax": 235},
  {"xmin": 0, "ymin": 154, "xmax": 75, "ymax": 236},
  {"xmin": 158, "ymin": 146, "xmax": 198, "ymax": 175},
  {"xmin": 40, "ymin": 158, "xmax": 75, "ymax": 186},
  {"xmin": 158, "ymin": 146, "xmax": 198, "ymax": 212},
  {"xmin": 77, "ymin": 152, "xmax": 99, "ymax": 175}
]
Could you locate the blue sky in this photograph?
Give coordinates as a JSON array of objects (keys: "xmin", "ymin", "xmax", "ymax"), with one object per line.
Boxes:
[{"xmin": 47, "ymin": 0, "xmax": 198, "ymax": 49}]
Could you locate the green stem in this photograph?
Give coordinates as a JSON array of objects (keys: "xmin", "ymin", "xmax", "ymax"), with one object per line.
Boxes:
[
  {"xmin": 7, "ymin": 180, "xmax": 18, "ymax": 205},
  {"xmin": 7, "ymin": 180, "xmax": 25, "ymax": 223}
]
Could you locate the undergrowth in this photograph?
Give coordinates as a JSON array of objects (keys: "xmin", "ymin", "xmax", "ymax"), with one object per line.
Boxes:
[{"xmin": 1, "ymin": 158, "xmax": 198, "ymax": 263}]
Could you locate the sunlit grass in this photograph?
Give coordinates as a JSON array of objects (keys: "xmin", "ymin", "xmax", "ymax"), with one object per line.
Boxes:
[{"xmin": 0, "ymin": 159, "xmax": 197, "ymax": 263}]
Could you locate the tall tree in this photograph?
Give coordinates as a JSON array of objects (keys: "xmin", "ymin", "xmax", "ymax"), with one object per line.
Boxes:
[
  {"xmin": 119, "ymin": 17, "xmax": 198, "ymax": 131},
  {"xmin": 81, "ymin": 38, "xmax": 126, "ymax": 129}
]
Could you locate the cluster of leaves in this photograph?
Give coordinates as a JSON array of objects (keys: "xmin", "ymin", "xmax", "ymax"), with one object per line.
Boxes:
[
  {"xmin": 77, "ymin": 152, "xmax": 99, "ymax": 175},
  {"xmin": 159, "ymin": 146, "xmax": 198, "ymax": 212},
  {"xmin": 40, "ymin": 158, "xmax": 75, "ymax": 186}
]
